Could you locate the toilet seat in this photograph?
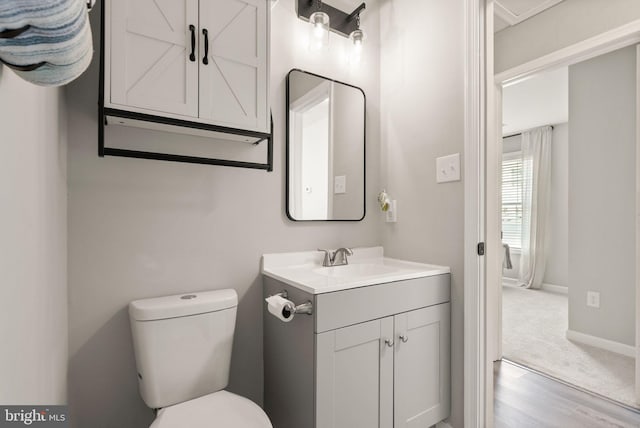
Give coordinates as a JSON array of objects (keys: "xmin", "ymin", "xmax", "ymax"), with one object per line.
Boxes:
[{"xmin": 150, "ymin": 390, "xmax": 272, "ymax": 428}]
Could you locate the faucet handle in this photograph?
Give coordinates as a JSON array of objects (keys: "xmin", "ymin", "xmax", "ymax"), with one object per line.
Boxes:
[
  {"xmin": 333, "ymin": 247, "xmax": 353, "ymax": 265},
  {"xmin": 317, "ymin": 249, "xmax": 333, "ymax": 267},
  {"xmin": 335, "ymin": 247, "xmax": 353, "ymax": 255}
]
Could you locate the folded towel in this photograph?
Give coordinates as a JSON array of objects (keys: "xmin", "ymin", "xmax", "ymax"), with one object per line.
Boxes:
[
  {"xmin": 13, "ymin": 43, "xmax": 92, "ymax": 86},
  {"xmin": 0, "ymin": 0, "xmax": 83, "ymax": 31},
  {"xmin": 0, "ymin": 0, "xmax": 92, "ymax": 86},
  {"xmin": 503, "ymin": 243, "xmax": 513, "ymax": 270}
]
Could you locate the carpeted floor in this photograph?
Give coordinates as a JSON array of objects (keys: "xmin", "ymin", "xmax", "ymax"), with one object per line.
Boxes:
[{"xmin": 502, "ymin": 285, "xmax": 637, "ymax": 408}]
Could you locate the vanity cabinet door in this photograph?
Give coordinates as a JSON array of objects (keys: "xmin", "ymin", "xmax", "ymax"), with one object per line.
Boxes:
[
  {"xmin": 109, "ymin": 0, "xmax": 200, "ymax": 117},
  {"xmin": 316, "ymin": 317, "xmax": 394, "ymax": 428},
  {"xmin": 394, "ymin": 304, "xmax": 451, "ymax": 427},
  {"xmin": 198, "ymin": 0, "xmax": 270, "ymax": 133}
]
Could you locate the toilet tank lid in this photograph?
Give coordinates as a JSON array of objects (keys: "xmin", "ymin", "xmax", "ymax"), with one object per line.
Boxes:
[{"xmin": 129, "ymin": 289, "xmax": 238, "ymax": 321}]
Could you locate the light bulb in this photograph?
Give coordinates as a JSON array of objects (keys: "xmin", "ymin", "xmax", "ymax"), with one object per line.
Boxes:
[
  {"xmin": 314, "ymin": 22, "xmax": 324, "ymax": 38},
  {"xmin": 309, "ymin": 11, "xmax": 330, "ymax": 51},
  {"xmin": 349, "ymin": 28, "xmax": 365, "ymax": 65}
]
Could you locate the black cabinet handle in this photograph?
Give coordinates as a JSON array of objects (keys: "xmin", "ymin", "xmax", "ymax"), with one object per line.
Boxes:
[
  {"xmin": 202, "ymin": 29, "xmax": 209, "ymax": 65},
  {"xmin": 189, "ymin": 25, "xmax": 196, "ymax": 62}
]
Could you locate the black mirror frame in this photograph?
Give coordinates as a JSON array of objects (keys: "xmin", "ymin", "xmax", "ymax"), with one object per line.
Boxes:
[{"xmin": 285, "ymin": 68, "xmax": 367, "ymax": 222}]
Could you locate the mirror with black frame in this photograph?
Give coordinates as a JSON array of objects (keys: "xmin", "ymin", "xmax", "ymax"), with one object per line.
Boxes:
[{"xmin": 286, "ymin": 69, "xmax": 366, "ymax": 221}]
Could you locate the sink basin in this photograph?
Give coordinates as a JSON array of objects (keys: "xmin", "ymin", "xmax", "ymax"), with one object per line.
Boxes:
[
  {"xmin": 262, "ymin": 246, "xmax": 451, "ymax": 294},
  {"xmin": 312, "ymin": 263, "xmax": 399, "ymax": 278}
]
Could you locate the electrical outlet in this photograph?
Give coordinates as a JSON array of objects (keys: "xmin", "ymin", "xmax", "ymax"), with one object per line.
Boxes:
[
  {"xmin": 587, "ymin": 291, "xmax": 600, "ymax": 308},
  {"xmin": 385, "ymin": 200, "xmax": 397, "ymax": 223}
]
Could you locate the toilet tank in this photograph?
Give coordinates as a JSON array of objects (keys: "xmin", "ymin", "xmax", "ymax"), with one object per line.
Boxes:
[{"xmin": 129, "ymin": 289, "xmax": 238, "ymax": 409}]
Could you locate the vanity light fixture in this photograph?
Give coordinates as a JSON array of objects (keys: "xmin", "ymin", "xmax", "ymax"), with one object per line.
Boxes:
[{"xmin": 297, "ymin": 0, "xmax": 366, "ymax": 41}]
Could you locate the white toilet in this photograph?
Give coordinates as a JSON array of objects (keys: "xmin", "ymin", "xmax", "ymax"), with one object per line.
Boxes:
[{"xmin": 129, "ymin": 289, "xmax": 272, "ymax": 428}]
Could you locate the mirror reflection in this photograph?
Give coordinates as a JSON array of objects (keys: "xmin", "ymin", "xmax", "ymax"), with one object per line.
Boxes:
[{"xmin": 286, "ymin": 69, "xmax": 365, "ymax": 221}]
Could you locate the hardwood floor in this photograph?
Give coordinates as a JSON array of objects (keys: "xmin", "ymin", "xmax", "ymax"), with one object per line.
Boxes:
[{"xmin": 494, "ymin": 360, "xmax": 640, "ymax": 428}]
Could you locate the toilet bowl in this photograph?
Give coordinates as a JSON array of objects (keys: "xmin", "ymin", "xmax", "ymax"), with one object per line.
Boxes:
[
  {"xmin": 150, "ymin": 391, "xmax": 271, "ymax": 428},
  {"xmin": 129, "ymin": 289, "xmax": 272, "ymax": 428}
]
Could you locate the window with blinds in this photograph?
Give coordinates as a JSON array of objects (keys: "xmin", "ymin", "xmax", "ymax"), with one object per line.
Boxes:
[{"xmin": 502, "ymin": 153, "xmax": 523, "ymax": 249}]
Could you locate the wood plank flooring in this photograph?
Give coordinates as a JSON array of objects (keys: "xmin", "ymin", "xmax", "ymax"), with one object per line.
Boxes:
[{"xmin": 494, "ymin": 360, "xmax": 640, "ymax": 428}]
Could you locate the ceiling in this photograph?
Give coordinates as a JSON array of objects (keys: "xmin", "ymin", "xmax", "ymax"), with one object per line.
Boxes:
[
  {"xmin": 502, "ymin": 66, "xmax": 568, "ymax": 136},
  {"xmin": 494, "ymin": 0, "xmax": 564, "ymax": 32}
]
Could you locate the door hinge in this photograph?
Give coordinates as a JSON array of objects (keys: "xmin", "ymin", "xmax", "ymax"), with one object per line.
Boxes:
[{"xmin": 477, "ymin": 242, "xmax": 485, "ymax": 256}]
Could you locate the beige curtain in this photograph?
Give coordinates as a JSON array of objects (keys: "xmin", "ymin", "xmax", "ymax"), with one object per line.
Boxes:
[{"xmin": 519, "ymin": 126, "xmax": 552, "ymax": 289}]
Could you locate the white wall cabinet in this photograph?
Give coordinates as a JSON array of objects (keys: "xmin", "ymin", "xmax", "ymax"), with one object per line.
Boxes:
[
  {"xmin": 104, "ymin": 0, "xmax": 270, "ymax": 134},
  {"xmin": 264, "ymin": 274, "xmax": 451, "ymax": 428}
]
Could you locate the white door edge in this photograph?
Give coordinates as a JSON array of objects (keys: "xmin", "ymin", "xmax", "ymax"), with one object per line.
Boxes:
[{"xmin": 464, "ymin": 0, "xmax": 488, "ymax": 426}]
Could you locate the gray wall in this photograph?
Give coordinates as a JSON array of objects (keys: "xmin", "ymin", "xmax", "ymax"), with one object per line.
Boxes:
[
  {"xmin": 379, "ymin": 0, "xmax": 464, "ymax": 426},
  {"xmin": 502, "ymin": 124, "xmax": 569, "ymax": 288},
  {"xmin": 568, "ymin": 46, "xmax": 636, "ymax": 346},
  {"xmin": 0, "ymin": 68, "xmax": 68, "ymax": 404},
  {"xmin": 66, "ymin": 0, "xmax": 381, "ymax": 426},
  {"xmin": 495, "ymin": 0, "xmax": 640, "ymax": 75},
  {"xmin": 331, "ymin": 83, "xmax": 365, "ymax": 219}
]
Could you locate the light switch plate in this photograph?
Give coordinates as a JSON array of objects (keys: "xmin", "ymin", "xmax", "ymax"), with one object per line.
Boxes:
[
  {"xmin": 334, "ymin": 175, "xmax": 346, "ymax": 194},
  {"xmin": 436, "ymin": 153, "xmax": 461, "ymax": 183}
]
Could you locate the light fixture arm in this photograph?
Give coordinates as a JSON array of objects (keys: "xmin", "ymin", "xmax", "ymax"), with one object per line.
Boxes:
[{"xmin": 347, "ymin": 3, "xmax": 366, "ymax": 24}]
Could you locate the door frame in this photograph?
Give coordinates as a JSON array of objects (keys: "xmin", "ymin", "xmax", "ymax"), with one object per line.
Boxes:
[
  {"xmin": 463, "ymin": 0, "xmax": 489, "ymax": 426},
  {"xmin": 483, "ymin": 10, "xmax": 640, "ymax": 425},
  {"xmin": 465, "ymin": 3, "xmax": 640, "ymax": 427},
  {"xmin": 289, "ymin": 82, "xmax": 332, "ymax": 218}
]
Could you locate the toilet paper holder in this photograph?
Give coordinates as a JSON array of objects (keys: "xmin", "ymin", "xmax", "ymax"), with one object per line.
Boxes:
[{"xmin": 273, "ymin": 291, "xmax": 313, "ymax": 315}]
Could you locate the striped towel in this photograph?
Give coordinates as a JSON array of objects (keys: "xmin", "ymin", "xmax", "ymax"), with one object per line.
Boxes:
[{"xmin": 0, "ymin": 0, "xmax": 92, "ymax": 86}]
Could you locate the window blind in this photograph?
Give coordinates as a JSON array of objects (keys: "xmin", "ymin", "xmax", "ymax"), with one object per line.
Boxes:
[{"xmin": 502, "ymin": 154, "xmax": 523, "ymax": 249}]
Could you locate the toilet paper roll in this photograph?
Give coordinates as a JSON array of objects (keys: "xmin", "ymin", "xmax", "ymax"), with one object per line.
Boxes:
[{"xmin": 265, "ymin": 295, "xmax": 296, "ymax": 322}]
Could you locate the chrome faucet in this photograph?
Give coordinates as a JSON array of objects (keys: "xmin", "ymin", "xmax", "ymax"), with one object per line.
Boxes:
[{"xmin": 318, "ymin": 248, "xmax": 354, "ymax": 267}]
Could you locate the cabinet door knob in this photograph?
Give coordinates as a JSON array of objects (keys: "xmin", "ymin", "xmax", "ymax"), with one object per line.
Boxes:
[
  {"xmin": 189, "ymin": 25, "xmax": 196, "ymax": 62},
  {"xmin": 384, "ymin": 339, "xmax": 394, "ymax": 348},
  {"xmin": 399, "ymin": 335, "xmax": 409, "ymax": 343},
  {"xmin": 202, "ymin": 28, "xmax": 209, "ymax": 65}
]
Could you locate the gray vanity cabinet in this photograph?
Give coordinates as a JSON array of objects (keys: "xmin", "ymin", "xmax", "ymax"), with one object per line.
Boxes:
[
  {"xmin": 316, "ymin": 317, "xmax": 394, "ymax": 428},
  {"xmin": 315, "ymin": 304, "xmax": 450, "ymax": 428},
  {"xmin": 263, "ymin": 274, "xmax": 451, "ymax": 428},
  {"xmin": 394, "ymin": 304, "xmax": 451, "ymax": 427}
]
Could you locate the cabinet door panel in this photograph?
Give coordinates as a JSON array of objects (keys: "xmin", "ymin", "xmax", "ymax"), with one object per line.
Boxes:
[
  {"xmin": 394, "ymin": 304, "xmax": 451, "ymax": 427},
  {"xmin": 316, "ymin": 318, "xmax": 393, "ymax": 428},
  {"xmin": 199, "ymin": 0, "xmax": 269, "ymax": 132},
  {"xmin": 109, "ymin": 0, "xmax": 199, "ymax": 117}
]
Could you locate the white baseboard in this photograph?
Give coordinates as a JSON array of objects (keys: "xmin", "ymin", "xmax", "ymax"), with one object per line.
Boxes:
[
  {"xmin": 502, "ymin": 277, "xmax": 519, "ymax": 287},
  {"xmin": 541, "ymin": 283, "xmax": 568, "ymax": 294},
  {"xmin": 501, "ymin": 278, "xmax": 568, "ymax": 295},
  {"xmin": 436, "ymin": 422, "xmax": 453, "ymax": 428},
  {"xmin": 566, "ymin": 329, "xmax": 635, "ymax": 358}
]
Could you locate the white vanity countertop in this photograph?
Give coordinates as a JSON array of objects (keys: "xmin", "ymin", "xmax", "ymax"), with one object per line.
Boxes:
[{"xmin": 261, "ymin": 246, "xmax": 450, "ymax": 294}]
